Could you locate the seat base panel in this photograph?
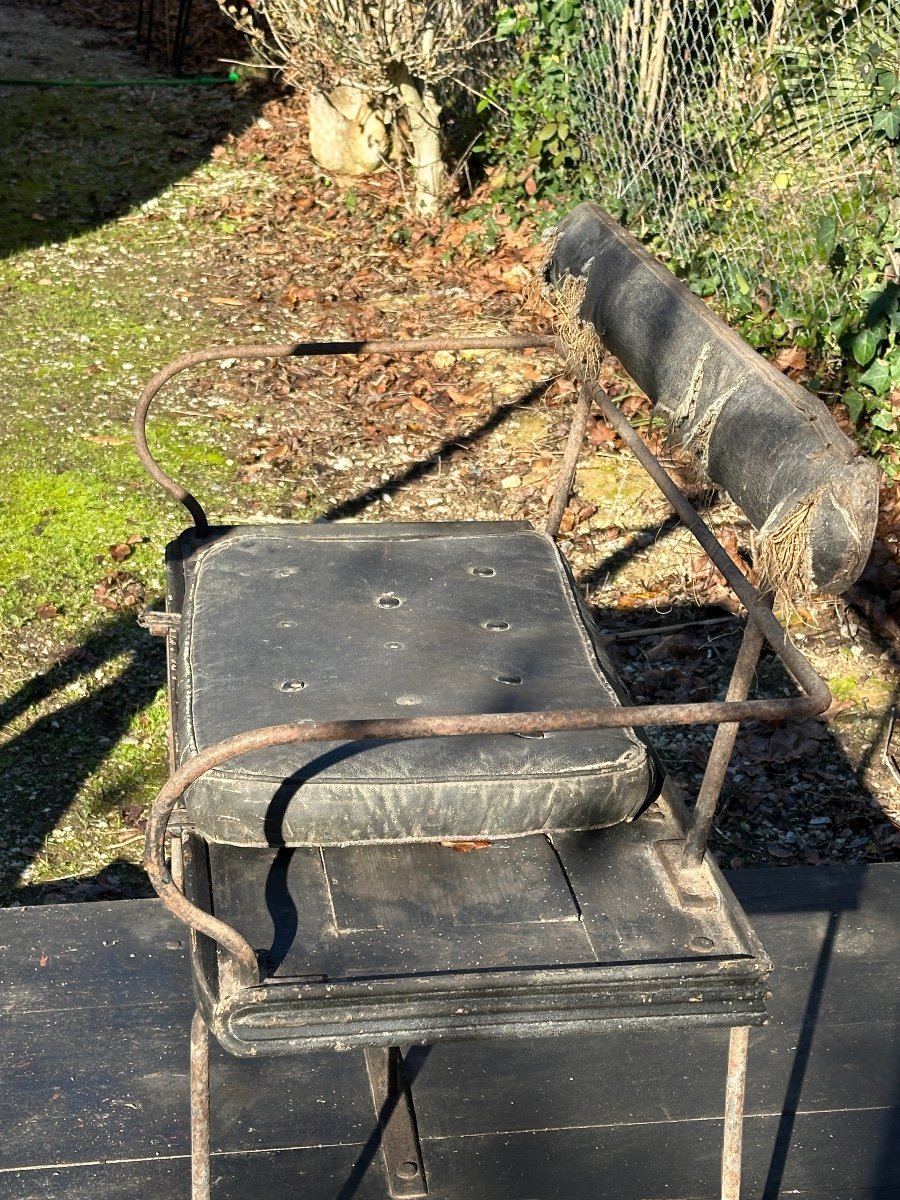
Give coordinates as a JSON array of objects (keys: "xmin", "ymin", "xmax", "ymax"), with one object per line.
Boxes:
[{"xmin": 184, "ymin": 786, "xmax": 771, "ymax": 1056}]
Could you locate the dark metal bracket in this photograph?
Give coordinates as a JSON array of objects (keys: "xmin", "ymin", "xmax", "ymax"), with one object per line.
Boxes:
[
  {"xmin": 364, "ymin": 1047, "xmax": 428, "ymax": 1198},
  {"xmin": 655, "ymin": 840, "xmax": 719, "ymax": 910}
]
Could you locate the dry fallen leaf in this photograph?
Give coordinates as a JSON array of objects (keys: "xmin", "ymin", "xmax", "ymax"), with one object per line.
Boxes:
[
  {"xmin": 440, "ymin": 840, "xmax": 492, "ymax": 852},
  {"xmin": 84, "ymin": 435, "xmax": 127, "ymax": 446},
  {"xmin": 773, "ymin": 345, "xmax": 807, "ymax": 372},
  {"xmin": 209, "ymin": 296, "xmax": 245, "ymax": 306},
  {"xmin": 410, "ymin": 395, "xmax": 440, "ymax": 417},
  {"xmin": 35, "ymin": 603, "xmax": 59, "ymax": 619}
]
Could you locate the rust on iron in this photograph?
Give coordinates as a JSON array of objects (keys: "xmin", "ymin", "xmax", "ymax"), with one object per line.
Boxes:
[
  {"xmin": 545, "ymin": 380, "xmax": 592, "ymax": 537},
  {"xmin": 722, "ymin": 1025, "xmax": 751, "ymax": 1200},
  {"xmin": 133, "ymin": 334, "xmax": 555, "ymax": 535},
  {"xmin": 681, "ymin": 596, "xmax": 771, "ymax": 870},
  {"xmin": 190, "ymin": 1010, "xmax": 211, "ymax": 1200},
  {"xmin": 137, "ymin": 609, "xmax": 182, "ymax": 637}
]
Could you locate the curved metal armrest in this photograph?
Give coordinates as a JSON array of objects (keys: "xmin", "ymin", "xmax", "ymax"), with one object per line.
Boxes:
[
  {"xmin": 133, "ymin": 334, "xmax": 555, "ymax": 535},
  {"xmin": 146, "ymin": 644, "xmax": 829, "ymax": 981}
]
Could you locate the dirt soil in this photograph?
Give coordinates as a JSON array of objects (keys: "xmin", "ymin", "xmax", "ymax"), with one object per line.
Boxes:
[{"xmin": 1, "ymin": 1, "xmax": 898, "ymax": 906}]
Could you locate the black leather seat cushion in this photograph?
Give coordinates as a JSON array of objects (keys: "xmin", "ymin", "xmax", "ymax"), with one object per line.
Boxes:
[{"xmin": 173, "ymin": 522, "xmax": 656, "ymax": 846}]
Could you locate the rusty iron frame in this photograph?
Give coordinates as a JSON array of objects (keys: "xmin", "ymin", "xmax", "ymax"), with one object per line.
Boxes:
[
  {"xmin": 137, "ymin": 333, "xmax": 830, "ymax": 979},
  {"xmin": 722, "ymin": 1025, "xmax": 751, "ymax": 1200},
  {"xmin": 136, "ymin": 333, "xmax": 830, "ymax": 1200}
]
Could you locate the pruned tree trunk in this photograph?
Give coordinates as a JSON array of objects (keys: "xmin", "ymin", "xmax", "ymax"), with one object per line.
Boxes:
[
  {"xmin": 396, "ymin": 77, "xmax": 444, "ymax": 216},
  {"xmin": 214, "ymin": 1, "xmax": 497, "ymax": 220}
]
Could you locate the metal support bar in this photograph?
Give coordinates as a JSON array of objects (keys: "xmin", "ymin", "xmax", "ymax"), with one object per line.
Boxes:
[
  {"xmin": 572, "ymin": 372, "xmax": 829, "ymax": 715},
  {"xmin": 546, "ymin": 381, "xmax": 592, "ymax": 537},
  {"xmin": 364, "ymin": 1047, "xmax": 428, "ymax": 1197},
  {"xmin": 190, "ymin": 1010, "xmax": 211, "ymax": 1200},
  {"xmin": 682, "ymin": 595, "xmax": 772, "ymax": 870},
  {"xmin": 722, "ymin": 1025, "xmax": 750, "ymax": 1200}
]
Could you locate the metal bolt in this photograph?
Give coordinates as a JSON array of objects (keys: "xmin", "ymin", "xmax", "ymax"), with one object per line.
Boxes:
[{"xmin": 396, "ymin": 1162, "xmax": 420, "ymax": 1180}]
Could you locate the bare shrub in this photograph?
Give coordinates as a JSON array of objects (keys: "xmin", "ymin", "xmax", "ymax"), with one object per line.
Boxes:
[{"xmin": 215, "ymin": 0, "xmax": 497, "ymax": 215}]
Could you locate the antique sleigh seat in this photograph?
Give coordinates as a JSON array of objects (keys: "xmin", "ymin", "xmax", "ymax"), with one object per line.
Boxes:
[{"xmin": 135, "ymin": 204, "xmax": 878, "ymax": 1199}]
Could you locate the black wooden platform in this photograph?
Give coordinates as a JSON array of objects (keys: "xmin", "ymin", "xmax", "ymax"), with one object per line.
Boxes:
[{"xmin": 2, "ymin": 864, "xmax": 898, "ymax": 1199}]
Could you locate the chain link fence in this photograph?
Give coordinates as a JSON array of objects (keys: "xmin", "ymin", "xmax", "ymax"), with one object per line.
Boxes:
[{"xmin": 572, "ymin": 0, "xmax": 898, "ymax": 326}]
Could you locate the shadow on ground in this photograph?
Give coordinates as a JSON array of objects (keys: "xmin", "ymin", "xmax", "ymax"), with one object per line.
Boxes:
[
  {"xmin": 0, "ymin": 1, "xmax": 269, "ymax": 259},
  {"xmin": 0, "ymin": 612, "xmax": 165, "ymax": 904}
]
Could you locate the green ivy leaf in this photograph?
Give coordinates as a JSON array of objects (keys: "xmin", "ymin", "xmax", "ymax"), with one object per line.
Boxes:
[
  {"xmin": 842, "ymin": 389, "xmax": 866, "ymax": 424},
  {"xmin": 816, "ymin": 215, "xmax": 837, "ymax": 262},
  {"xmin": 851, "ymin": 327, "xmax": 879, "ymax": 365},
  {"xmin": 873, "ymin": 107, "xmax": 900, "ymax": 139},
  {"xmin": 857, "ymin": 359, "xmax": 892, "ymax": 395},
  {"xmin": 871, "ymin": 408, "xmax": 897, "ymax": 431}
]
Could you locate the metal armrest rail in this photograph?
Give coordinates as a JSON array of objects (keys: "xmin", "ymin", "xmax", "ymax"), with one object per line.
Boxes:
[{"xmin": 133, "ymin": 334, "xmax": 556, "ymax": 536}]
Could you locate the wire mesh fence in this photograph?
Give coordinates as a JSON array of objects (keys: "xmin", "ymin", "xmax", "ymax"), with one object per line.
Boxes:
[{"xmin": 572, "ymin": 0, "xmax": 898, "ymax": 327}]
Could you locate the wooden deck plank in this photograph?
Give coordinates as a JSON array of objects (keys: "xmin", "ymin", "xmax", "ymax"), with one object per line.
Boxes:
[
  {"xmin": 0, "ymin": 899, "xmax": 188, "ymax": 1011},
  {"xmin": 4, "ymin": 1108, "xmax": 898, "ymax": 1200},
  {"xmin": 1, "ymin": 864, "xmax": 898, "ymax": 1199}
]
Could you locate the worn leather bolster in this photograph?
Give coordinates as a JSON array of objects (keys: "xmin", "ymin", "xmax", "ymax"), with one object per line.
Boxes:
[{"xmin": 546, "ymin": 202, "xmax": 879, "ymax": 595}]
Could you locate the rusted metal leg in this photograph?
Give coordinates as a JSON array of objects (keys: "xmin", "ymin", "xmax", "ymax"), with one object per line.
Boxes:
[
  {"xmin": 546, "ymin": 381, "xmax": 592, "ymax": 538},
  {"xmin": 364, "ymin": 1047, "xmax": 428, "ymax": 1197},
  {"xmin": 190, "ymin": 1009, "xmax": 211, "ymax": 1200},
  {"xmin": 722, "ymin": 1025, "xmax": 750, "ymax": 1200},
  {"xmin": 682, "ymin": 596, "xmax": 773, "ymax": 870}
]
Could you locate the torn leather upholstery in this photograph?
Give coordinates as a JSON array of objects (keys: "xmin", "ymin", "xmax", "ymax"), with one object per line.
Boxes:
[{"xmin": 546, "ymin": 201, "xmax": 879, "ymax": 597}]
